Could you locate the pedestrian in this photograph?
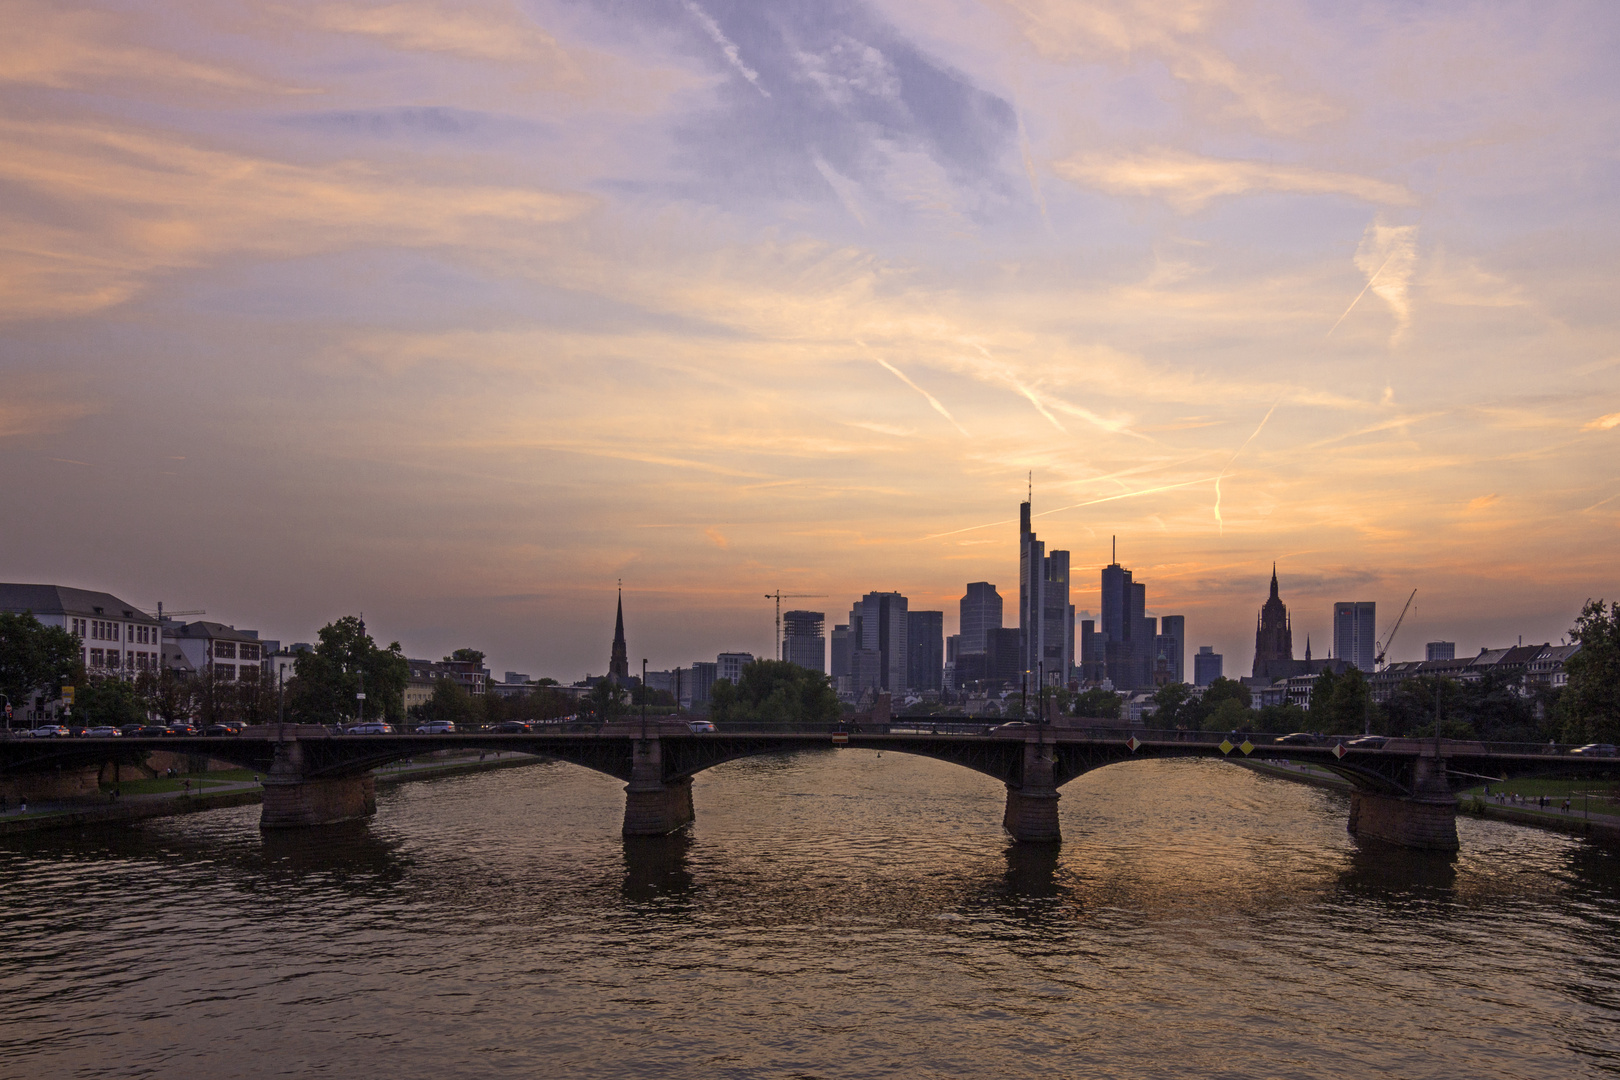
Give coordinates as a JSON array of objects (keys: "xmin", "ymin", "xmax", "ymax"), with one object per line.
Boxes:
[
  {"xmin": 18, "ymin": 797, "xmax": 26, "ymax": 814},
  {"xmin": 1562, "ymin": 799, "xmax": 1570, "ymax": 813}
]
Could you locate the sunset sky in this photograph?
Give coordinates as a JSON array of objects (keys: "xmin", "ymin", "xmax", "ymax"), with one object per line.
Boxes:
[{"xmin": 3, "ymin": 0, "xmax": 1617, "ymax": 681}]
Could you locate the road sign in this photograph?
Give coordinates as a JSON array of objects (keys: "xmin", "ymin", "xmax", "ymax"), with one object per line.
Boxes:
[
  {"xmin": 1218, "ymin": 739, "xmax": 1234, "ymax": 755},
  {"xmin": 1126, "ymin": 735, "xmax": 1141, "ymax": 752},
  {"xmin": 1333, "ymin": 743, "xmax": 1347, "ymax": 759},
  {"xmin": 1240, "ymin": 740, "xmax": 1255, "ymax": 756},
  {"xmin": 831, "ymin": 733, "xmax": 848, "ymax": 746},
  {"xmin": 60, "ymin": 686, "xmax": 75, "ymax": 704}
]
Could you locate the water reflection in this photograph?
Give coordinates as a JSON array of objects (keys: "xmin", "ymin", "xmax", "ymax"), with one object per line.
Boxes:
[
  {"xmin": 1001, "ymin": 840, "xmax": 1062, "ymax": 898},
  {"xmin": 622, "ymin": 831, "xmax": 694, "ymax": 902},
  {"xmin": 1335, "ymin": 839, "xmax": 1459, "ymax": 902}
]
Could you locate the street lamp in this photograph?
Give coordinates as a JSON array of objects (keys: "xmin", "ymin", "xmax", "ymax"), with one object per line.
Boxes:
[{"xmin": 641, "ymin": 658, "xmax": 648, "ymax": 739}]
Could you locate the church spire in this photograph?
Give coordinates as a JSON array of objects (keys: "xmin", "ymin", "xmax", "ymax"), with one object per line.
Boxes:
[
  {"xmin": 609, "ymin": 583, "xmax": 630, "ymax": 682},
  {"xmin": 1270, "ymin": 562, "xmax": 1279, "ymax": 600}
]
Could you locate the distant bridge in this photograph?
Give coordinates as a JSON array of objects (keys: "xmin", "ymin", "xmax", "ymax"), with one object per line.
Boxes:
[{"xmin": 3, "ymin": 722, "xmax": 1615, "ymax": 850}]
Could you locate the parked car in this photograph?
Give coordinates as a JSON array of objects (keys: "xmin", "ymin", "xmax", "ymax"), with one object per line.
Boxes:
[
  {"xmin": 135, "ymin": 725, "xmax": 169, "ymax": 737},
  {"xmin": 987, "ymin": 722, "xmax": 1030, "ymax": 735},
  {"xmin": 1345, "ymin": 735, "xmax": 1388, "ymax": 749},
  {"xmin": 30, "ymin": 725, "xmax": 70, "ymax": 738},
  {"xmin": 1571, "ymin": 743, "xmax": 1618, "ymax": 756},
  {"xmin": 166, "ymin": 724, "xmax": 200, "ymax": 736},
  {"xmin": 345, "ymin": 722, "xmax": 394, "ymax": 734},
  {"xmin": 687, "ymin": 720, "xmax": 717, "ymax": 733},
  {"xmin": 1274, "ymin": 732, "xmax": 1317, "ymax": 745},
  {"xmin": 417, "ymin": 721, "xmax": 456, "ymax": 734},
  {"xmin": 494, "ymin": 720, "xmax": 533, "ymax": 733},
  {"xmin": 120, "ymin": 724, "xmax": 146, "ymax": 737},
  {"xmin": 65, "ymin": 726, "xmax": 90, "ymax": 737},
  {"xmin": 85, "ymin": 726, "xmax": 122, "ymax": 738},
  {"xmin": 203, "ymin": 724, "xmax": 242, "ymax": 737}
]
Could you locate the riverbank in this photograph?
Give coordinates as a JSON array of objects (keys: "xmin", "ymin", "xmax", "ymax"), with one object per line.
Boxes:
[
  {"xmin": 1239, "ymin": 758, "xmax": 1620, "ymax": 845},
  {"xmin": 0, "ymin": 751, "xmax": 547, "ymax": 835}
]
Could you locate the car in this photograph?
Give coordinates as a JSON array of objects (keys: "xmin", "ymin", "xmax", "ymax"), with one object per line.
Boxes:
[
  {"xmin": 344, "ymin": 722, "xmax": 394, "ymax": 734},
  {"xmin": 1274, "ymin": 732, "xmax": 1317, "ymax": 745},
  {"xmin": 166, "ymin": 724, "xmax": 200, "ymax": 736},
  {"xmin": 65, "ymin": 726, "xmax": 90, "ymax": 737},
  {"xmin": 203, "ymin": 724, "xmax": 241, "ymax": 737},
  {"xmin": 687, "ymin": 720, "xmax": 717, "ymax": 733},
  {"xmin": 987, "ymin": 722, "xmax": 1031, "ymax": 734},
  {"xmin": 417, "ymin": 721, "xmax": 456, "ymax": 734},
  {"xmin": 493, "ymin": 720, "xmax": 533, "ymax": 733},
  {"xmin": 85, "ymin": 726, "xmax": 122, "ymax": 738},
  {"xmin": 1571, "ymin": 743, "xmax": 1618, "ymax": 756},
  {"xmin": 1345, "ymin": 735, "xmax": 1388, "ymax": 749},
  {"xmin": 135, "ymin": 725, "xmax": 169, "ymax": 737},
  {"xmin": 30, "ymin": 725, "xmax": 70, "ymax": 738},
  {"xmin": 120, "ymin": 724, "xmax": 146, "ymax": 737}
]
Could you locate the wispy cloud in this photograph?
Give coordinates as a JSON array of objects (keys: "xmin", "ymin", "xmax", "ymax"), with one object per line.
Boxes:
[
  {"xmin": 867, "ymin": 349, "xmax": 970, "ymax": 436},
  {"xmin": 1351, "ymin": 221, "xmax": 1419, "ymax": 345},
  {"xmin": 1053, "ymin": 149, "xmax": 1415, "ymax": 212}
]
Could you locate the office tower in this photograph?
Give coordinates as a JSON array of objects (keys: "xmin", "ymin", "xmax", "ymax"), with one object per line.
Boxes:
[
  {"xmin": 1157, "ymin": 614, "xmax": 1186, "ymax": 684},
  {"xmin": 830, "ymin": 624, "xmax": 853, "ymax": 681},
  {"xmin": 1019, "ymin": 497, "xmax": 1072, "ymax": 694},
  {"xmin": 1079, "ymin": 618, "xmax": 1103, "ymax": 682},
  {"xmin": 686, "ymin": 661, "xmax": 718, "ymax": 705},
  {"xmin": 1253, "ymin": 564, "xmax": 1294, "ymax": 677},
  {"xmin": 1333, "ymin": 601, "xmax": 1377, "ymax": 671},
  {"xmin": 906, "ymin": 610, "xmax": 944, "ymax": 694},
  {"xmin": 717, "ymin": 652, "xmax": 754, "ymax": 684},
  {"xmin": 986, "ymin": 627, "xmax": 1023, "ymax": 685},
  {"xmin": 1194, "ymin": 646, "xmax": 1223, "ymax": 687},
  {"xmin": 1426, "ymin": 641, "xmax": 1455, "ymax": 662},
  {"xmin": 850, "ymin": 591, "xmax": 909, "ymax": 692},
  {"xmin": 849, "ymin": 649, "xmax": 884, "ymax": 695},
  {"xmin": 783, "ymin": 610, "xmax": 826, "ymax": 673},
  {"xmin": 945, "ymin": 634, "xmax": 960, "ymax": 664},
  {"xmin": 958, "ymin": 582, "xmax": 1002, "ymax": 656}
]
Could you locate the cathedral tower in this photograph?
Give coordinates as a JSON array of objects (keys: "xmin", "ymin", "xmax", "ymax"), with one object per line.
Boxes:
[
  {"xmin": 1252, "ymin": 564, "xmax": 1293, "ymax": 677},
  {"xmin": 609, "ymin": 587, "xmax": 630, "ymax": 683}
]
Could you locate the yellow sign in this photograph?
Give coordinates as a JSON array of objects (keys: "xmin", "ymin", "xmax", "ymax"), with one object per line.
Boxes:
[
  {"xmin": 60, "ymin": 686, "xmax": 75, "ymax": 704},
  {"xmin": 1240, "ymin": 740, "xmax": 1255, "ymax": 756},
  {"xmin": 1218, "ymin": 739, "xmax": 1234, "ymax": 755}
]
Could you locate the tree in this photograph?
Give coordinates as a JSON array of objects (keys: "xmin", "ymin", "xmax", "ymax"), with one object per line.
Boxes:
[
  {"xmin": 1151, "ymin": 682, "xmax": 1193, "ymax": 726},
  {"xmin": 1309, "ymin": 668, "xmax": 1372, "ymax": 735},
  {"xmin": 286, "ymin": 616, "xmax": 409, "ymax": 724},
  {"xmin": 75, "ymin": 677, "xmax": 148, "ymax": 727},
  {"xmin": 424, "ymin": 676, "xmax": 477, "ymax": 727},
  {"xmin": 0, "ymin": 611, "xmax": 84, "ymax": 726},
  {"xmin": 1562, "ymin": 599, "xmax": 1620, "ymax": 744},
  {"xmin": 708, "ymin": 661, "xmax": 839, "ymax": 727},
  {"xmin": 1193, "ymin": 678, "xmax": 1253, "ymax": 731},
  {"xmin": 445, "ymin": 648, "xmax": 485, "ymax": 666},
  {"xmin": 1072, "ymin": 687, "xmax": 1122, "ymax": 720},
  {"xmin": 137, "ymin": 666, "xmax": 194, "ymax": 724},
  {"xmin": 585, "ymin": 679, "xmax": 627, "ymax": 722}
]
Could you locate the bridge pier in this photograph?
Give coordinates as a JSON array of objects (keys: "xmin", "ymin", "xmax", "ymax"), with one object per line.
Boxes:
[
  {"xmin": 623, "ymin": 738, "xmax": 694, "ymax": 836},
  {"xmin": 1346, "ymin": 759, "xmax": 1458, "ymax": 851},
  {"xmin": 1003, "ymin": 740, "xmax": 1061, "ymax": 844},
  {"xmin": 260, "ymin": 741, "xmax": 376, "ymax": 829}
]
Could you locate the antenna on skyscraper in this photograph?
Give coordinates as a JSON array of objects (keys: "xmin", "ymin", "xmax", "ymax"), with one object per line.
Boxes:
[
  {"xmin": 1112, "ymin": 535, "xmax": 1116, "ymax": 564},
  {"xmin": 1028, "ymin": 471, "xmax": 1032, "ymax": 502}
]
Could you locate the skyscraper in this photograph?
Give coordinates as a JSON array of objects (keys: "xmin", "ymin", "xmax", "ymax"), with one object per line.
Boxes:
[
  {"xmin": 1193, "ymin": 646, "xmax": 1223, "ymax": 686},
  {"xmin": 830, "ymin": 624, "xmax": 852, "ymax": 682},
  {"xmin": 958, "ymin": 582, "xmax": 1002, "ymax": 656},
  {"xmin": 1019, "ymin": 496, "xmax": 1072, "ymax": 693},
  {"xmin": 783, "ymin": 610, "xmax": 826, "ymax": 673},
  {"xmin": 608, "ymin": 588, "xmax": 630, "ymax": 683},
  {"xmin": 906, "ymin": 610, "xmax": 944, "ymax": 694},
  {"xmin": 1252, "ymin": 564, "xmax": 1294, "ymax": 678},
  {"xmin": 1157, "ymin": 614, "xmax": 1185, "ymax": 684},
  {"xmin": 1332, "ymin": 601, "xmax": 1376, "ymax": 672},
  {"xmin": 850, "ymin": 591, "xmax": 909, "ymax": 692}
]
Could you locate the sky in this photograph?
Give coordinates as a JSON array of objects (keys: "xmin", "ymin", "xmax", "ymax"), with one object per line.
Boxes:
[{"xmin": 2, "ymin": 0, "xmax": 1618, "ymax": 681}]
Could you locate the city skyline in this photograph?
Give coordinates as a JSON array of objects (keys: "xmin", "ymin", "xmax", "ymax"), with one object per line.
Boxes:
[{"xmin": 1, "ymin": 1, "xmax": 1615, "ymax": 682}]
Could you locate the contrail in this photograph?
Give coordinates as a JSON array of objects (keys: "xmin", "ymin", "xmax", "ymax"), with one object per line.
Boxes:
[
  {"xmin": 922, "ymin": 475, "xmax": 1219, "ymax": 540},
  {"xmin": 1010, "ymin": 379, "xmax": 1066, "ymax": 433},
  {"xmin": 1213, "ymin": 397, "xmax": 1281, "ymax": 534},
  {"xmin": 1327, "ymin": 248, "xmax": 1397, "ymax": 338},
  {"xmin": 866, "ymin": 348, "xmax": 969, "ymax": 436}
]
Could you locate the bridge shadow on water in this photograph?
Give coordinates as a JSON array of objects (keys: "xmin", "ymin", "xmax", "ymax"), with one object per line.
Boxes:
[
  {"xmin": 1335, "ymin": 839, "xmax": 1458, "ymax": 903},
  {"xmin": 622, "ymin": 832, "xmax": 695, "ymax": 903}
]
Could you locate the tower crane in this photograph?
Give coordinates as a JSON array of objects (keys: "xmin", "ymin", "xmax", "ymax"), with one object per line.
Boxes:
[
  {"xmin": 1374, "ymin": 588, "xmax": 1417, "ymax": 669},
  {"xmin": 764, "ymin": 591, "xmax": 827, "ymax": 661},
  {"xmin": 146, "ymin": 602, "xmax": 206, "ymax": 623}
]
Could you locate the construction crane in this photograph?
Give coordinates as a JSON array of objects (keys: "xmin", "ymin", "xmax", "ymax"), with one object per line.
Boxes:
[
  {"xmin": 1375, "ymin": 588, "xmax": 1417, "ymax": 669},
  {"xmin": 148, "ymin": 602, "xmax": 206, "ymax": 623},
  {"xmin": 764, "ymin": 591, "xmax": 827, "ymax": 661}
]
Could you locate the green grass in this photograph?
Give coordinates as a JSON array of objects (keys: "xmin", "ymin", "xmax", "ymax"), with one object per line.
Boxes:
[
  {"xmin": 1462, "ymin": 777, "xmax": 1620, "ymax": 798},
  {"xmin": 100, "ymin": 768, "xmax": 260, "ymax": 795}
]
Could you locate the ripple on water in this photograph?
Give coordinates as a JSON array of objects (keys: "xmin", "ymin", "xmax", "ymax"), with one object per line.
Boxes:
[{"xmin": 0, "ymin": 753, "xmax": 1617, "ymax": 1078}]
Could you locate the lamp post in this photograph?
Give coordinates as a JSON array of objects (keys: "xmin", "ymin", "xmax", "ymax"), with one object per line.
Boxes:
[{"xmin": 641, "ymin": 659, "xmax": 648, "ymax": 739}]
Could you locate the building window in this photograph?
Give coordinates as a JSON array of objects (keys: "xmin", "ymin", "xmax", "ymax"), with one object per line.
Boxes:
[
  {"xmin": 215, "ymin": 664, "xmax": 236, "ymax": 680},
  {"xmin": 90, "ymin": 649, "xmax": 105, "ymax": 667},
  {"xmin": 71, "ymin": 618, "xmax": 86, "ymax": 637},
  {"xmin": 240, "ymin": 643, "xmax": 259, "ymax": 661},
  {"xmin": 215, "ymin": 641, "xmax": 237, "ymax": 659}
]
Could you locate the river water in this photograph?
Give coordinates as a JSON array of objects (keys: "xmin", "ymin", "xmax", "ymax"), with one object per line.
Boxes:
[{"xmin": 2, "ymin": 752, "xmax": 1618, "ymax": 1078}]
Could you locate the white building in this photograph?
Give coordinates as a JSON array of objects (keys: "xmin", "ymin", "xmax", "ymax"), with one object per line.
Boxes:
[
  {"xmin": 0, "ymin": 583, "xmax": 163, "ymax": 679},
  {"xmin": 162, "ymin": 621, "xmax": 268, "ymax": 682}
]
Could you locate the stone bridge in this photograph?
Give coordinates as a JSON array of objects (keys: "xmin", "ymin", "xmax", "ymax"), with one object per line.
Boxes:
[{"xmin": 3, "ymin": 722, "xmax": 1615, "ymax": 850}]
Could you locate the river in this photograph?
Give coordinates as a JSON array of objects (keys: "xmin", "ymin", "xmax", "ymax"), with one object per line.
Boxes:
[{"xmin": 2, "ymin": 751, "xmax": 1617, "ymax": 1078}]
